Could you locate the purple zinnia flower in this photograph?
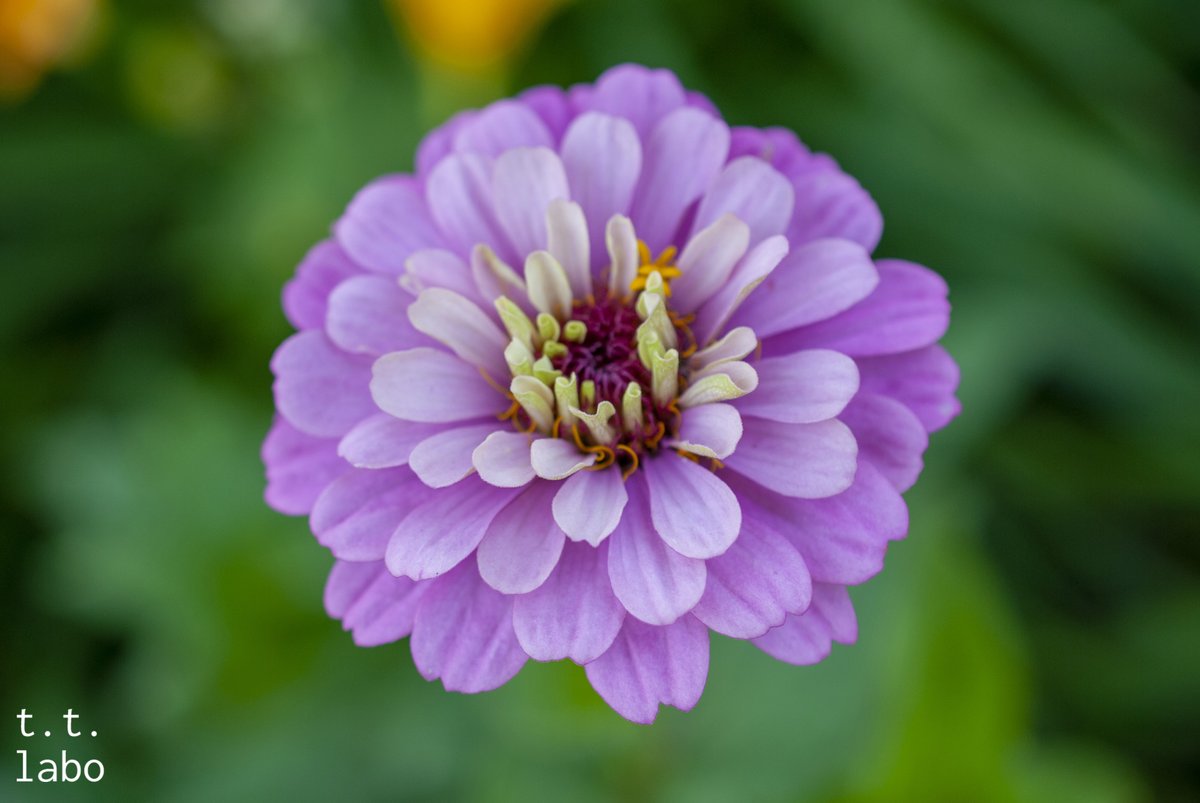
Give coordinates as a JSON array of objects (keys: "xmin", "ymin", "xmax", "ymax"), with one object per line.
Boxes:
[{"xmin": 264, "ymin": 64, "xmax": 959, "ymax": 723}]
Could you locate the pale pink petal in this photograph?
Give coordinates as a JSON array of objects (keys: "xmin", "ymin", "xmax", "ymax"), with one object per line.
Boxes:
[
  {"xmin": 517, "ymin": 85, "xmax": 573, "ymax": 140},
  {"xmin": 476, "ymin": 481, "xmax": 565, "ymax": 594},
  {"xmin": 370, "ymin": 348, "xmax": 502, "ymax": 423},
  {"xmin": 426, "ymin": 153, "xmax": 516, "ymax": 264},
  {"xmin": 401, "ymin": 248, "xmax": 484, "ymax": 305},
  {"xmin": 734, "ymin": 350, "xmax": 860, "ymax": 423},
  {"xmin": 334, "ymin": 175, "xmax": 446, "ymax": 274},
  {"xmin": 607, "ymin": 480, "xmax": 706, "ymax": 625},
  {"xmin": 491, "ymin": 147, "xmax": 570, "ymax": 258},
  {"xmin": 730, "ymin": 127, "xmax": 882, "ymax": 251},
  {"xmin": 513, "ymin": 540, "xmax": 625, "ymax": 664},
  {"xmin": 338, "ymin": 415, "xmax": 455, "ymax": 470},
  {"xmin": 311, "ymin": 467, "xmax": 426, "ymax": 561},
  {"xmin": 629, "ymin": 108, "xmax": 730, "ymax": 252},
  {"xmin": 645, "ymin": 455, "xmax": 741, "ymax": 559},
  {"xmin": 415, "ymin": 109, "xmax": 472, "ymax": 177},
  {"xmin": 326, "ymin": 560, "xmax": 429, "ymax": 646},
  {"xmin": 582, "ymin": 64, "xmax": 687, "ymax": 137},
  {"xmin": 691, "ymin": 156, "xmax": 794, "ymax": 246},
  {"xmin": 670, "ymin": 214, "xmax": 750, "ymax": 313},
  {"xmin": 732, "ymin": 238, "xmax": 878, "ymax": 339},
  {"xmin": 691, "ymin": 512, "xmax": 812, "ymax": 638},
  {"xmin": 410, "ymin": 561, "xmax": 528, "ymax": 693},
  {"xmin": 530, "ymin": 438, "xmax": 596, "ymax": 479},
  {"xmin": 726, "ymin": 416, "xmax": 858, "ymax": 499},
  {"xmin": 692, "ymin": 235, "xmax": 788, "ymax": 345},
  {"xmin": 584, "ymin": 615, "xmax": 709, "ymax": 724},
  {"xmin": 856, "ymin": 345, "xmax": 961, "ymax": 433},
  {"xmin": 408, "ymin": 423, "xmax": 498, "ymax": 489},
  {"xmin": 725, "ymin": 463, "xmax": 907, "ymax": 585},
  {"xmin": 789, "ymin": 167, "xmax": 883, "ymax": 252},
  {"xmin": 271, "ymin": 331, "xmax": 375, "ymax": 438},
  {"xmin": 326, "ymin": 275, "xmax": 423, "ymax": 356},
  {"xmin": 545, "ymin": 198, "xmax": 592, "ymax": 297},
  {"xmin": 839, "ymin": 393, "xmax": 928, "ymax": 492},
  {"xmin": 559, "ymin": 112, "xmax": 642, "ymax": 266},
  {"xmin": 551, "ymin": 468, "xmax": 628, "ymax": 546},
  {"xmin": 262, "ymin": 416, "xmax": 346, "ymax": 515},
  {"xmin": 667, "ymin": 403, "xmax": 743, "ymax": 460},
  {"xmin": 451, "ymin": 99, "xmax": 553, "ymax": 157},
  {"xmin": 386, "ymin": 477, "xmax": 518, "ymax": 580},
  {"xmin": 407, "ymin": 288, "xmax": 508, "ymax": 376},
  {"xmin": 753, "ymin": 584, "xmax": 858, "ymax": 665},
  {"xmin": 765, "ymin": 260, "xmax": 949, "ymax": 357},
  {"xmin": 472, "ymin": 430, "xmax": 535, "ymax": 488},
  {"xmin": 283, "ymin": 240, "xmax": 360, "ymax": 331}
]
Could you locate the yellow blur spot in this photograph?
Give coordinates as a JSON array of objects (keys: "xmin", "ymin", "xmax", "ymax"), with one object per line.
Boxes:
[
  {"xmin": 388, "ymin": 0, "xmax": 565, "ymax": 73},
  {"xmin": 0, "ymin": 0, "xmax": 101, "ymax": 100}
]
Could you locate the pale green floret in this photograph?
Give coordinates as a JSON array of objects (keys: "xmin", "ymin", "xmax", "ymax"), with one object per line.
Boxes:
[
  {"xmin": 536, "ymin": 312, "xmax": 561, "ymax": 343},
  {"xmin": 621, "ymin": 381, "xmax": 644, "ymax": 434},
  {"xmin": 679, "ymin": 361, "xmax": 759, "ymax": 407},
  {"xmin": 504, "ymin": 338, "xmax": 534, "ymax": 377},
  {"xmin": 554, "ymin": 374, "xmax": 580, "ymax": 429},
  {"xmin": 580, "ymin": 379, "xmax": 596, "ymax": 410},
  {"xmin": 651, "ymin": 348, "xmax": 680, "ymax": 407},
  {"xmin": 563, "ymin": 320, "xmax": 587, "ymax": 343},
  {"xmin": 637, "ymin": 328, "xmax": 664, "ymax": 371},
  {"xmin": 511, "ymin": 375, "xmax": 555, "ymax": 432},
  {"xmin": 532, "ymin": 355, "xmax": 562, "ymax": 386},
  {"xmin": 638, "ymin": 301, "xmax": 677, "ymax": 350},
  {"xmin": 495, "ymin": 296, "xmax": 536, "ymax": 352},
  {"xmin": 571, "ymin": 400, "xmax": 619, "ymax": 446},
  {"xmin": 635, "ymin": 270, "xmax": 667, "ymax": 318},
  {"xmin": 541, "ymin": 340, "xmax": 568, "ymax": 359}
]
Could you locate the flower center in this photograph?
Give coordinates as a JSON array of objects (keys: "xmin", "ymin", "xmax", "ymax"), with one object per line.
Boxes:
[{"xmin": 489, "ymin": 225, "xmax": 695, "ymax": 476}]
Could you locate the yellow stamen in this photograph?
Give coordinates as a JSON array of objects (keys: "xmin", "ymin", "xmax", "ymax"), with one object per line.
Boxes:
[
  {"xmin": 617, "ymin": 444, "xmax": 640, "ymax": 480},
  {"xmin": 632, "ymin": 239, "xmax": 682, "ymax": 296},
  {"xmin": 645, "ymin": 420, "xmax": 667, "ymax": 450}
]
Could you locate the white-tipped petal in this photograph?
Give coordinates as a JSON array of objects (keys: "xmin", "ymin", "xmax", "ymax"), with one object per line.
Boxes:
[
  {"xmin": 472, "ymin": 244, "xmax": 528, "ymax": 308},
  {"xmin": 606, "ymin": 215, "xmax": 638, "ymax": 298},
  {"xmin": 679, "ymin": 361, "xmax": 759, "ymax": 407},
  {"xmin": 525, "ymin": 250, "xmax": 574, "ymax": 319},
  {"xmin": 531, "ymin": 438, "xmax": 597, "ymax": 479},
  {"xmin": 688, "ymin": 326, "xmax": 758, "ymax": 371},
  {"xmin": 511, "ymin": 374, "xmax": 556, "ymax": 432},
  {"xmin": 667, "ymin": 403, "xmax": 743, "ymax": 459},
  {"xmin": 408, "ymin": 288, "xmax": 508, "ymax": 376},
  {"xmin": 546, "ymin": 199, "xmax": 592, "ymax": 298},
  {"xmin": 671, "ymin": 213, "xmax": 750, "ymax": 312},
  {"xmin": 472, "ymin": 431, "xmax": 536, "ymax": 488}
]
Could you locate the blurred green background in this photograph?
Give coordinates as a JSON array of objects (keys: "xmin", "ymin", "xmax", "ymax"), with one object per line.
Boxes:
[{"xmin": 2, "ymin": 0, "xmax": 1198, "ymax": 800}]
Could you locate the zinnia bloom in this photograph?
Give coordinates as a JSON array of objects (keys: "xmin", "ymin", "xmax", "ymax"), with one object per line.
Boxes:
[{"xmin": 264, "ymin": 64, "xmax": 959, "ymax": 723}]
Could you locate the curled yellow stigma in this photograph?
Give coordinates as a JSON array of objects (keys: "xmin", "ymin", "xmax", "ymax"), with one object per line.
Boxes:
[{"xmin": 629, "ymin": 240, "xmax": 682, "ymax": 294}]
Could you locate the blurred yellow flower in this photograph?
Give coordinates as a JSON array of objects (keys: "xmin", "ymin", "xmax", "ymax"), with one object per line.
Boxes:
[
  {"xmin": 388, "ymin": 0, "xmax": 564, "ymax": 73},
  {"xmin": 0, "ymin": 0, "xmax": 100, "ymax": 99}
]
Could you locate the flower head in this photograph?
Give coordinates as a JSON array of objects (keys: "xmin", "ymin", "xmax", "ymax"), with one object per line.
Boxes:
[{"xmin": 264, "ymin": 64, "xmax": 959, "ymax": 723}]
